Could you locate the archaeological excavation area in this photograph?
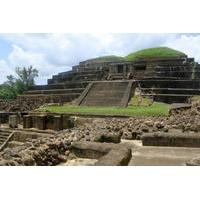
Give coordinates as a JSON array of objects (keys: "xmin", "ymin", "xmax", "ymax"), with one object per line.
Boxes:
[{"xmin": 1, "ymin": 47, "xmax": 200, "ymax": 166}]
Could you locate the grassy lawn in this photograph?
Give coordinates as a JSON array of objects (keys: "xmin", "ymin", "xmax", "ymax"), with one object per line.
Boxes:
[
  {"xmin": 38, "ymin": 102, "xmax": 170, "ymax": 117},
  {"xmin": 84, "ymin": 47, "xmax": 186, "ymax": 63},
  {"xmin": 126, "ymin": 47, "xmax": 186, "ymax": 61}
]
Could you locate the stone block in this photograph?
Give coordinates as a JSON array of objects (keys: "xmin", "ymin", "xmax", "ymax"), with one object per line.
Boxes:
[
  {"xmin": 71, "ymin": 141, "xmax": 132, "ymax": 166},
  {"xmin": 62, "ymin": 115, "xmax": 71, "ymax": 129},
  {"xmin": 71, "ymin": 141, "xmax": 113, "ymax": 159},
  {"xmin": 9, "ymin": 115, "xmax": 18, "ymax": 128},
  {"xmin": 35, "ymin": 115, "xmax": 46, "ymax": 130},
  {"xmin": 32, "ymin": 116, "xmax": 37, "ymax": 128},
  {"xmin": 45, "ymin": 115, "xmax": 54, "ymax": 130},
  {"xmin": 186, "ymin": 157, "xmax": 200, "ymax": 166},
  {"xmin": 53, "ymin": 115, "xmax": 62, "ymax": 131},
  {"xmin": 94, "ymin": 132, "xmax": 121, "ymax": 143},
  {"xmin": 95, "ymin": 148, "xmax": 132, "ymax": 166},
  {"xmin": 141, "ymin": 132, "xmax": 200, "ymax": 147},
  {"xmin": 23, "ymin": 115, "xmax": 32, "ymax": 129}
]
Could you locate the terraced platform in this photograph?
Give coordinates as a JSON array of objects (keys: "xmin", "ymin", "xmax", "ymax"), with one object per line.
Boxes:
[
  {"xmin": 18, "ymin": 54, "xmax": 200, "ymax": 106},
  {"xmin": 18, "ymin": 82, "xmax": 90, "ymax": 103},
  {"xmin": 138, "ymin": 79, "xmax": 200, "ymax": 103}
]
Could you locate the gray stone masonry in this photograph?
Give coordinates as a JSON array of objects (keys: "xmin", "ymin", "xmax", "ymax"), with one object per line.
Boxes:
[{"xmin": 9, "ymin": 115, "xmax": 19, "ymax": 128}]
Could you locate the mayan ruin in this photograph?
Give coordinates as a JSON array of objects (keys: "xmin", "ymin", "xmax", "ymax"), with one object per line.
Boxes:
[{"xmin": 1, "ymin": 44, "xmax": 200, "ymax": 166}]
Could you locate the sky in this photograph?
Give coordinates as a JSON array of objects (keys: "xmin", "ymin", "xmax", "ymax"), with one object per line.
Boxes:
[{"xmin": 0, "ymin": 33, "xmax": 200, "ymax": 84}]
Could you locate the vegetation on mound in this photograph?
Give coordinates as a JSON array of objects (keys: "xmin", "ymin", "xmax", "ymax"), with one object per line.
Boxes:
[
  {"xmin": 85, "ymin": 47, "xmax": 187, "ymax": 63},
  {"xmin": 86, "ymin": 55, "xmax": 125, "ymax": 62},
  {"xmin": 125, "ymin": 47, "xmax": 186, "ymax": 61},
  {"xmin": 38, "ymin": 102, "xmax": 170, "ymax": 117},
  {"xmin": 189, "ymin": 96, "xmax": 200, "ymax": 103},
  {"xmin": 129, "ymin": 96, "xmax": 153, "ymax": 107}
]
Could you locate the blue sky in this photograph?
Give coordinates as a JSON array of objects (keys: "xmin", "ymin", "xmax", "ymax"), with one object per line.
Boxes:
[{"xmin": 0, "ymin": 33, "xmax": 200, "ymax": 84}]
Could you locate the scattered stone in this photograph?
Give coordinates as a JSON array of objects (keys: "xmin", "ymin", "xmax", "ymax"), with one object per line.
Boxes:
[{"xmin": 94, "ymin": 132, "xmax": 121, "ymax": 143}]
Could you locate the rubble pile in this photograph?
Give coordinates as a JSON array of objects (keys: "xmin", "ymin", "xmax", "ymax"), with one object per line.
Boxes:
[
  {"xmin": 0, "ymin": 132, "xmax": 77, "ymax": 166},
  {"xmin": 0, "ymin": 99, "xmax": 45, "ymax": 112}
]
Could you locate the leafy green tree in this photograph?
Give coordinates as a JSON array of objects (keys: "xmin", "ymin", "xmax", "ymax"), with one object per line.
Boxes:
[
  {"xmin": 0, "ymin": 66, "xmax": 39, "ymax": 100},
  {"xmin": 15, "ymin": 66, "xmax": 39, "ymax": 91}
]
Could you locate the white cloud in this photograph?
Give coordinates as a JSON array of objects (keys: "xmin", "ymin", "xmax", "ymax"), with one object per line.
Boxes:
[
  {"xmin": 165, "ymin": 34, "xmax": 200, "ymax": 62},
  {"xmin": 0, "ymin": 59, "xmax": 15, "ymax": 83},
  {"xmin": 0, "ymin": 33, "xmax": 200, "ymax": 84}
]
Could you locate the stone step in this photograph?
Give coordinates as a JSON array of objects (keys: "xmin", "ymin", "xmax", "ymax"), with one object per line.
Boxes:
[
  {"xmin": 24, "ymin": 88, "xmax": 84, "ymax": 95},
  {"xmin": 80, "ymin": 81, "xmax": 132, "ymax": 107},
  {"xmin": 141, "ymin": 93, "xmax": 191, "ymax": 103},
  {"xmin": 0, "ymin": 131, "xmax": 13, "ymax": 149},
  {"xmin": 50, "ymin": 70, "xmax": 104, "ymax": 83},
  {"xmin": 7, "ymin": 141, "xmax": 24, "ymax": 148},
  {"xmin": 19, "ymin": 93, "xmax": 81, "ymax": 97},
  {"xmin": 138, "ymin": 79, "xmax": 200, "ymax": 89},
  {"xmin": 141, "ymin": 88, "xmax": 200, "ymax": 95},
  {"xmin": 0, "ymin": 138, "xmax": 6, "ymax": 142},
  {"xmin": 142, "ymin": 93, "xmax": 193, "ymax": 97},
  {"xmin": 18, "ymin": 93, "xmax": 81, "ymax": 103},
  {"xmin": 87, "ymin": 91, "xmax": 125, "ymax": 95},
  {"xmin": 57, "ymin": 70, "xmax": 102, "ymax": 77},
  {"xmin": 30, "ymin": 82, "xmax": 89, "ymax": 90},
  {"xmin": 83, "ymin": 98, "xmax": 123, "ymax": 103},
  {"xmin": 0, "ymin": 135, "xmax": 9, "ymax": 139}
]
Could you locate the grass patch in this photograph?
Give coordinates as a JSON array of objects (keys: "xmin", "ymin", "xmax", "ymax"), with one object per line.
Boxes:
[
  {"xmin": 38, "ymin": 102, "xmax": 170, "ymax": 117},
  {"xmin": 126, "ymin": 47, "xmax": 186, "ymax": 61},
  {"xmin": 86, "ymin": 55, "xmax": 125, "ymax": 62}
]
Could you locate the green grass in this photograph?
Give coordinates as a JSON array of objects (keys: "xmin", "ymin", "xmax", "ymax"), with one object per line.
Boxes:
[
  {"xmin": 85, "ymin": 47, "xmax": 187, "ymax": 63},
  {"xmin": 38, "ymin": 102, "xmax": 170, "ymax": 117},
  {"xmin": 86, "ymin": 55, "xmax": 125, "ymax": 62},
  {"xmin": 126, "ymin": 47, "xmax": 186, "ymax": 61}
]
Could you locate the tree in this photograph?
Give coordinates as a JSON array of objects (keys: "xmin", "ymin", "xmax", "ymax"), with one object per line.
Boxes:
[
  {"xmin": 0, "ymin": 66, "xmax": 39, "ymax": 100},
  {"xmin": 15, "ymin": 66, "xmax": 39, "ymax": 91}
]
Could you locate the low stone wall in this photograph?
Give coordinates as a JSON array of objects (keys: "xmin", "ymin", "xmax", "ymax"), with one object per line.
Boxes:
[
  {"xmin": 95, "ymin": 148, "xmax": 131, "ymax": 166},
  {"xmin": 12, "ymin": 131, "xmax": 51, "ymax": 143},
  {"xmin": 186, "ymin": 157, "xmax": 200, "ymax": 166},
  {"xmin": 71, "ymin": 141, "xmax": 132, "ymax": 166},
  {"xmin": 141, "ymin": 132, "xmax": 200, "ymax": 147},
  {"xmin": 23, "ymin": 113, "xmax": 74, "ymax": 131}
]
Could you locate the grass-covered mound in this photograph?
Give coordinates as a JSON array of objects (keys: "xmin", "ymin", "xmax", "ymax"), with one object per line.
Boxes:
[
  {"xmin": 85, "ymin": 55, "xmax": 125, "ymax": 62},
  {"xmin": 126, "ymin": 47, "xmax": 186, "ymax": 61},
  {"xmin": 38, "ymin": 102, "xmax": 170, "ymax": 117}
]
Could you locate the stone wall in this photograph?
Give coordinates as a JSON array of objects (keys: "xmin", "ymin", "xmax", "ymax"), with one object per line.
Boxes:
[
  {"xmin": 142, "ymin": 132, "xmax": 200, "ymax": 147},
  {"xmin": 23, "ymin": 113, "xmax": 74, "ymax": 131}
]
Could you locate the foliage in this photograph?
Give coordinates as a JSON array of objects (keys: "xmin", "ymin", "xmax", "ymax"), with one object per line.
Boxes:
[
  {"xmin": 38, "ymin": 102, "xmax": 170, "ymax": 117},
  {"xmin": 126, "ymin": 47, "xmax": 186, "ymax": 61},
  {"xmin": 0, "ymin": 66, "xmax": 38, "ymax": 100}
]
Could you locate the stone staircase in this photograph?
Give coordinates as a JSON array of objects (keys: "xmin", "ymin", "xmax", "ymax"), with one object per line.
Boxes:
[
  {"xmin": 0, "ymin": 130, "xmax": 14, "ymax": 150},
  {"xmin": 78, "ymin": 81, "xmax": 134, "ymax": 107},
  {"xmin": 20, "ymin": 67, "xmax": 106, "ymax": 104}
]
